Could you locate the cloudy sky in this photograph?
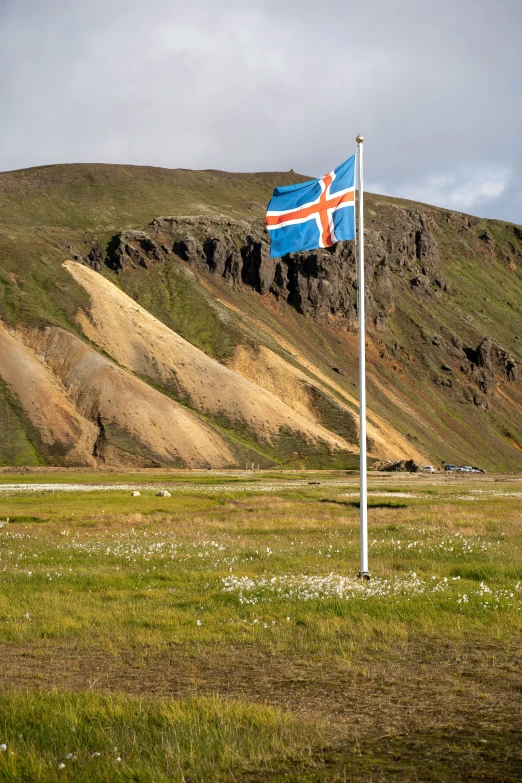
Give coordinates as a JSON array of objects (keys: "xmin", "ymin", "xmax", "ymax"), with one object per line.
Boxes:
[{"xmin": 1, "ymin": 0, "xmax": 521, "ymax": 222}]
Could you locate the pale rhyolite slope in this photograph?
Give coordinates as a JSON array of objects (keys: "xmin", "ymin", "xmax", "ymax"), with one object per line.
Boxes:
[
  {"xmin": 227, "ymin": 343, "xmax": 424, "ymax": 463},
  {"xmin": 0, "ymin": 324, "xmax": 98, "ymax": 465},
  {"xmin": 209, "ymin": 294, "xmax": 424, "ymax": 463},
  {"xmin": 23, "ymin": 326, "xmax": 236, "ymax": 467},
  {"xmin": 64, "ymin": 260, "xmax": 353, "ymax": 452}
]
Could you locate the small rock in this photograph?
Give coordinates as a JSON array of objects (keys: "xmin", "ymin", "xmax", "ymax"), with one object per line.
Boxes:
[
  {"xmin": 506, "ymin": 357, "xmax": 518, "ymax": 381},
  {"xmin": 376, "ymin": 459, "xmax": 419, "ymax": 473},
  {"xmin": 411, "ymin": 274, "xmax": 431, "ymax": 293},
  {"xmin": 156, "ymin": 490, "xmax": 171, "ymax": 498},
  {"xmin": 83, "ymin": 246, "xmax": 105, "ymax": 272},
  {"xmin": 476, "ymin": 337, "xmax": 492, "ymax": 370},
  {"xmin": 474, "ymin": 392, "xmax": 490, "ymax": 411},
  {"xmin": 131, "ymin": 491, "xmax": 140, "ymax": 497},
  {"xmin": 172, "ymin": 237, "xmax": 202, "ymax": 263}
]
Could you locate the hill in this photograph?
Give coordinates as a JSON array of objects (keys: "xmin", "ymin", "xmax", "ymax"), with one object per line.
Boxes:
[
  {"xmin": 0, "ymin": 163, "xmax": 521, "ymax": 470},
  {"xmin": 0, "ymin": 163, "xmax": 311, "ymax": 228}
]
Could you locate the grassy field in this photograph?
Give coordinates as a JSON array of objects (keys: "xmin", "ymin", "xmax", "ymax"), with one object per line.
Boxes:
[{"xmin": 0, "ymin": 470, "xmax": 521, "ymax": 781}]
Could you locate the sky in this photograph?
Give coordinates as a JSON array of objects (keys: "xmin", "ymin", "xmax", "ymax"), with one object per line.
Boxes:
[{"xmin": 1, "ymin": 0, "xmax": 521, "ymax": 222}]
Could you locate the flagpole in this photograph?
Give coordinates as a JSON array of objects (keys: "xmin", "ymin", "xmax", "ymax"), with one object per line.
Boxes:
[{"xmin": 356, "ymin": 134, "xmax": 370, "ymax": 580}]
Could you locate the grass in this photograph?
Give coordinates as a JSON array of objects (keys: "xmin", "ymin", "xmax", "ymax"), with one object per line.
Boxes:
[
  {"xmin": 0, "ymin": 379, "xmax": 43, "ymax": 467},
  {"xmin": 0, "ymin": 692, "xmax": 315, "ymax": 782},
  {"xmin": 0, "ymin": 471, "xmax": 521, "ymax": 780},
  {"xmin": 0, "ymin": 225, "xmax": 91, "ymax": 331},
  {"xmin": 114, "ymin": 260, "xmax": 244, "ymax": 362},
  {"xmin": 0, "ymin": 474, "xmax": 521, "ymax": 650}
]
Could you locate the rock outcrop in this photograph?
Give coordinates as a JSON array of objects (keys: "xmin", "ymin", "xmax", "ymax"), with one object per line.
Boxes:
[
  {"xmin": 373, "ymin": 458, "xmax": 420, "ymax": 472},
  {"xmin": 87, "ymin": 209, "xmax": 450, "ymax": 333}
]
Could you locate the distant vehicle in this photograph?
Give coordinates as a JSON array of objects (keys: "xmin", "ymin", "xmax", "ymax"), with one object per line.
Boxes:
[
  {"xmin": 444, "ymin": 464, "xmax": 485, "ymax": 473},
  {"xmin": 422, "ymin": 465, "xmax": 435, "ymax": 472}
]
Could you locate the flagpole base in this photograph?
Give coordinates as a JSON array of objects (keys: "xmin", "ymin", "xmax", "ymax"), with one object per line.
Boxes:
[{"xmin": 358, "ymin": 571, "xmax": 371, "ymax": 581}]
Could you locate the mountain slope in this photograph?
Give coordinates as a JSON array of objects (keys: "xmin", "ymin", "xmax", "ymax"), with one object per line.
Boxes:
[
  {"xmin": 0, "ymin": 163, "xmax": 521, "ymax": 470},
  {"xmin": 0, "ymin": 324, "xmax": 97, "ymax": 466},
  {"xmin": 64, "ymin": 259, "xmax": 415, "ymax": 462},
  {"xmin": 16, "ymin": 324, "xmax": 236, "ymax": 468}
]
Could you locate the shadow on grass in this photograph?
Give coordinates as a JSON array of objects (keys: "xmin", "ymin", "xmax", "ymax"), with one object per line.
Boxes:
[
  {"xmin": 5, "ymin": 516, "xmax": 49, "ymax": 524},
  {"xmin": 319, "ymin": 499, "xmax": 408, "ymax": 509},
  {"xmin": 243, "ymin": 726, "xmax": 522, "ymax": 782}
]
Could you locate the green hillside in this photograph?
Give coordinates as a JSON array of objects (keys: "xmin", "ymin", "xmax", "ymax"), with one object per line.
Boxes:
[
  {"xmin": 0, "ymin": 163, "xmax": 521, "ymax": 471},
  {"xmin": 0, "ymin": 163, "xmax": 310, "ymax": 229}
]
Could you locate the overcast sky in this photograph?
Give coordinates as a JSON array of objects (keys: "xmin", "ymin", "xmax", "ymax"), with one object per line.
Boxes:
[{"xmin": 1, "ymin": 0, "xmax": 521, "ymax": 222}]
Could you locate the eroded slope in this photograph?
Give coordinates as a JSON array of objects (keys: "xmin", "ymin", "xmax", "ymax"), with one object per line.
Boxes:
[
  {"xmin": 64, "ymin": 260, "xmax": 356, "ymax": 458},
  {"xmin": 1, "ymin": 323, "xmax": 236, "ymax": 468}
]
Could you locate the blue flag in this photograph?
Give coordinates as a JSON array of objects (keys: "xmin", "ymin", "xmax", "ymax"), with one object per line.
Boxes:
[{"xmin": 265, "ymin": 156, "xmax": 356, "ymax": 258}]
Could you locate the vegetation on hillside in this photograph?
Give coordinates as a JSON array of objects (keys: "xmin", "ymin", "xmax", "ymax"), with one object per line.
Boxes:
[{"xmin": 0, "ymin": 163, "xmax": 521, "ymax": 470}]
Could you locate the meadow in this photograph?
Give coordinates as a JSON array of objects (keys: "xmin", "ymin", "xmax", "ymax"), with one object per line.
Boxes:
[{"xmin": 0, "ymin": 469, "xmax": 521, "ymax": 782}]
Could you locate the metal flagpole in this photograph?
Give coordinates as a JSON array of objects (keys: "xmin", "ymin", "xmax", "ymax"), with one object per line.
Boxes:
[{"xmin": 356, "ymin": 134, "xmax": 370, "ymax": 580}]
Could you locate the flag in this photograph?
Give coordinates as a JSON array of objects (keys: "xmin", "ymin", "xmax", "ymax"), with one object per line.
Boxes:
[{"xmin": 265, "ymin": 155, "xmax": 356, "ymax": 258}]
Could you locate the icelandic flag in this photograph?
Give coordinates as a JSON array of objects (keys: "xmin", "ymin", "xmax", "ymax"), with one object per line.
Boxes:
[{"xmin": 266, "ymin": 155, "xmax": 356, "ymax": 258}]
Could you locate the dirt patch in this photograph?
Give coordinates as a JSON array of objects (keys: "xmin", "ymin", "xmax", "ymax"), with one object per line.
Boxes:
[
  {"xmin": 1, "ymin": 639, "xmax": 520, "ymax": 734},
  {"xmin": 244, "ymin": 729, "xmax": 522, "ymax": 782},
  {"xmin": 228, "ymin": 344, "xmax": 315, "ymax": 422}
]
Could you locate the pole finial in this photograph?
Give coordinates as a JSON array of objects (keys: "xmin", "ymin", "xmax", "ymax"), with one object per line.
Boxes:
[{"xmin": 356, "ymin": 134, "xmax": 364, "ymax": 144}]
